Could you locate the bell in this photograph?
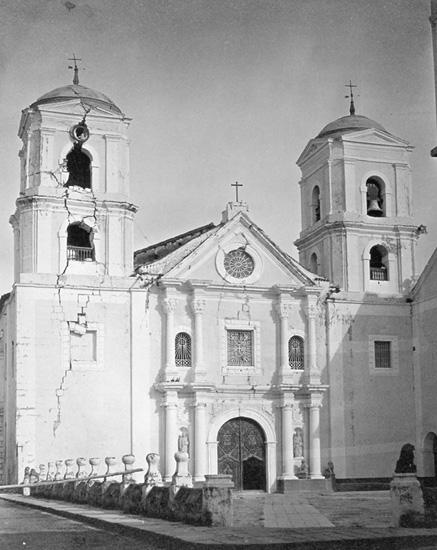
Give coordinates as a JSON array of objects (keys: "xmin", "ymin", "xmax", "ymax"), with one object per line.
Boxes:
[{"xmin": 367, "ymin": 199, "xmax": 383, "ymax": 217}]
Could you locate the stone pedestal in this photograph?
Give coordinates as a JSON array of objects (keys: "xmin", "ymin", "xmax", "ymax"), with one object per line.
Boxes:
[
  {"xmin": 143, "ymin": 453, "xmax": 163, "ymax": 496},
  {"xmin": 171, "ymin": 450, "xmax": 193, "ymax": 495},
  {"xmin": 390, "ymin": 473, "xmax": 425, "ymax": 527}
]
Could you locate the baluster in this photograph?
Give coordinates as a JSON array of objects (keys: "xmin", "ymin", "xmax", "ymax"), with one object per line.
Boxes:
[
  {"xmin": 64, "ymin": 458, "xmax": 75, "ymax": 479},
  {"xmin": 76, "ymin": 457, "xmax": 87, "ymax": 479},
  {"xmin": 54, "ymin": 460, "xmax": 64, "ymax": 480}
]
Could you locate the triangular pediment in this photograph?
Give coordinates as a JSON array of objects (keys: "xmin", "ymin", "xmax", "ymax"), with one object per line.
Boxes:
[
  {"xmin": 297, "ymin": 139, "xmax": 329, "ymax": 166},
  {"xmin": 340, "ymin": 128, "xmax": 411, "ymax": 148},
  {"xmin": 137, "ymin": 212, "xmax": 322, "ymax": 289},
  {"xmin": 36, "ymin": 100, "xmax": 126, "ymax": 119}
]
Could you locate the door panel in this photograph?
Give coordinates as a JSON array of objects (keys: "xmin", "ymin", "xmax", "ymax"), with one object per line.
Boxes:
[{"xmin": 218, "ymin": 417, "xmax": 266, "ymax": 490}]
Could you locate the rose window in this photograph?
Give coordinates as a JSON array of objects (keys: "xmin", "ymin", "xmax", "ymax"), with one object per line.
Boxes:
[{"xmin": 223, "ymin": 248, "xmax": 255, "ymax": 278}]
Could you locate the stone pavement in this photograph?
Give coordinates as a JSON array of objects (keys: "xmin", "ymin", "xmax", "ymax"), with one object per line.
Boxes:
[
  {"xmin": 4, "ymin": 491, "xmax": 437, "ymax": 549},
  {"xmin": 233, "ymin": 492, "xmax": 334, "ymax": 528}
]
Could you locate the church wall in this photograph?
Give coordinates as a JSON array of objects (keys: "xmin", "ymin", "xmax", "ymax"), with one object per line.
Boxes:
[
  {"xmin": 327, "ymin": 300, "xmax": 415, "ymax": 478},
  {"xmin": 411, "ymin": 279, "xmax": 437, "ymax": 474},
  {"xmin": 13, "ymin": 283, "xmax": 134, "ymax": 479},
  {"xmin": 0, "ymin": 294, "xmax": 17, "ymax": 483}
]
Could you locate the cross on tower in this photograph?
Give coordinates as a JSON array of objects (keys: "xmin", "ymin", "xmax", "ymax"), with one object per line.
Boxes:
[
  {"xmin": 68, "ymin": 54, "xmax": 82, "ymax": 85},
  {"xmin": 231, "ymin": 181, "xmax": 243, "ymax": 202},
  {"xmin": 344, "ymin": 80, "xmax": 358, "ymax": 116}
]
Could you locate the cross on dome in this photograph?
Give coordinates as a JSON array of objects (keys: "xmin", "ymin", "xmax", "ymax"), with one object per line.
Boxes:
[
  {"xmin": 68, "ymin": 54, "xmax": 82, "ymax": 85},
  {"xmin": 344, "ymin": 80, "xmax": 358, "ymax": 116}
]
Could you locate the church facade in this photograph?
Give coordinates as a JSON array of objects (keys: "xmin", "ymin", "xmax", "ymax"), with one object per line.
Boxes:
[{"xmin": 0, "ymin": 75, "xmax": 436, "ymax": 492}]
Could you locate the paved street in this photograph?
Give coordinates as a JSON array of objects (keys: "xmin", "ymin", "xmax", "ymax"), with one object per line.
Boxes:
[
  {"xmin": 4, "ymin": 492, "xmax": 437, "ymax": 549},
  {"xmin": 0, "ymin": 499, "xmax": 167, "ymax": 550}
]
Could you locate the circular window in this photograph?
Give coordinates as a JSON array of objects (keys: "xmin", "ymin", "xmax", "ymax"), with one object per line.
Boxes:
[{"xmin": 223, "ymin": 248, "xmax": 255, "ymax": 279}]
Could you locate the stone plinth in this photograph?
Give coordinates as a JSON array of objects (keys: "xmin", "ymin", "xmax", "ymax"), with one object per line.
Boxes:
[
  {"xmin": 277, "ymin": 477, "xmax": 334, "ymax": 493},
  {"xmin": 171, "ymin": 451, "xmax": 192, "ymax": 493},
  {"xmin": 390, "ymin": 473, "xmax": 425, "ymax": 527},
  {"xmin": 204, "ymin": 474, "xmax": 234, "ymax": 488}
]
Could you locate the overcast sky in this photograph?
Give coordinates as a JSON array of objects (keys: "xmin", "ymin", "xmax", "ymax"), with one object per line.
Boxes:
[{"xmin": 0, "ymin": 0, "xmax": 435, "ymax": 291}]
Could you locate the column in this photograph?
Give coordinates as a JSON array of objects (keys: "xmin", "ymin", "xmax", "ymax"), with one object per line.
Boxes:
[
  {"xmin": 163, "ymin": 397, "xmax": 178, "ymax": 482},
  {"xmin": 281, "ymin": 402, "xmax": 296, "ymax": 478},
  {"xmin": 163, "ymin": 297, "xmax": 176, "ymax": 373},
  {"xmin": 191, "ymin": 298, "xmax": 206, "ymax": 379},
  {"xmin": 306, "ymin": 295, "xmax": 319, "ymax": 384},
  {"xmin": 307, "ymin": 396, "xmax": 323, "ymax": 479},
  {"xmin": 193, "ymin": 401, "xmax": 208, "ymax": 482},
  {"xmin": 275, "ymin": 302, "xmax": 290, "ymax": 379}
]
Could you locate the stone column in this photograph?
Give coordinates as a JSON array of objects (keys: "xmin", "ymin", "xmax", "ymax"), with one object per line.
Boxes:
[
  {"xmin": 306, "ymin": 295, "xmax": 319, "ymax": 384},
  {"xmin": 191, "ymin": 298, "xmax": 206, "ymax": 380},
  {"xmin": 163, "ymin": 396, "xmax": 178, "ymax": 482},
  {"xmin": 281, "ymin": 402, "xmax": 297, "ymax": 478},
  {"xmin": 275, "ymin": 302, "xmax": 290, "ymax": 379},
  {"xmin": 306, "ymin": 394, "xmax": 324, "ymax": 479},
  {"xmin": 193, "ymin": 401, "xmax": 208, "ymax": 482},
  {"xmin": 163, "ymin": 297, "xmax": 176, "ymax": 374}
]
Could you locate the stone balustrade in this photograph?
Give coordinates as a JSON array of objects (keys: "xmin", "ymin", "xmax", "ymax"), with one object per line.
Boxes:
[{"xmin": 20, "ymin": 450, "xmax": 233, "ymax": 527}]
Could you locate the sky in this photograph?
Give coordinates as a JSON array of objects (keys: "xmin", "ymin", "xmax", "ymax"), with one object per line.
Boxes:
[{"xmin": 0, "ymin": 0, "xmax": 436, "ymax": 291}]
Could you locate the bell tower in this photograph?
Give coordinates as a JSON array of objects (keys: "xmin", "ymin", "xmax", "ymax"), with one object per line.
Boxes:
[
  {"xmin": 11, "ymin": 64, "xmax": 136, "ymax": 282},
  {"xmin": 294, "ymin": 98, "xmax": 419, "ymax": 295}
]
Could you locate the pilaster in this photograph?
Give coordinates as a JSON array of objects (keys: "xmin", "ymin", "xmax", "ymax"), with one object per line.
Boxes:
[{"xmin": 191, "ymin": 296, "xmax": 207, "ymax": 382}]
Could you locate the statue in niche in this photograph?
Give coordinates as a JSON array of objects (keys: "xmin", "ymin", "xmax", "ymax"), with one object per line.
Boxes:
[
  {"xmin": 394, "ymin": 443, "xmax": 417, "ymax": 474},
  {"xmin": 293, "ymin": 428, "xmax": 304, "ymax": 458},
  {"xmin": 178, "ymin": 427, "xmax": 190, "ymax": 456}
]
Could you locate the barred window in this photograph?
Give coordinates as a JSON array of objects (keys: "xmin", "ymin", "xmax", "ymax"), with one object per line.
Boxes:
[
  {"xmin": 175, "ymin": 332, "xmax": 192, "ymax": 367},
  {"xmin": 374, "ymin": 341, "xmax": 391, "ymax": 369},
  {"xmin": 288, "ymin": 336, "xmax": 304, "ymax": 370},
  {"xmin": 227, "ymin": 330, "xmax": 253, "ymax": 366}
]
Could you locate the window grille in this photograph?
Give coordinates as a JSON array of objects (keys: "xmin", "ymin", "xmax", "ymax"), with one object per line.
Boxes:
[
  {"xmin": 175, "ymin": 332, "xmax": 192, "ymax": 367},
  {"xmin": 67, "ymin": 246, "xmax": 94, "ymax": 261},
  {"xmin": 227, "ymin": 330, "xmax": 253, "ymax": 366},
  {"xmin": 223, "ymin": 249, "xmax": 255, "ymax": 278},
  {"xmin": 288, "ymin": 336, "xmax": 304, "ymax": 370},
  {"xmin": 67, "ymin": 223, "xmax": 94, "ymax": 262},
  {"xmin": 374, "ymin": 341, "xmax": 391, "ymax": 369},
  {"xmin": 369, "ymin": 246, "xmax": 388, "ymax": 281}
]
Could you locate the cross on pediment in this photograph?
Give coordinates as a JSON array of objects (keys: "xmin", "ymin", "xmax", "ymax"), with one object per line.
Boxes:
[{"xmin": 231, "ymin": 181, "xmax": 243, "ymax": 202}]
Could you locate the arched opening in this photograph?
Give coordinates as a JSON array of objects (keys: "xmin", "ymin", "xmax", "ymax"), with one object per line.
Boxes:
[
  {"xmin": 67, "ymin": 223, "xmax": 94, "ymax": 261},
  {"xmin": 310, "ymin": 252, "xmax": 319, "ymax": 275},
  {"xmin": 366, "ymin": 177, "xmax": 385, "ymax": 217},
  {"xmin": 369, "ymin": 245, "xmax": 388, "ymax": 281},
  {"xmin": 424, "ymin": 432, "xmax": 437, "ymax": 478},
  {"xmin": 288, "ymin": 336, "xmax": 304, "ymax": 370},
  {"xmin": 217, "ymin": 417, "xmax": 266, "ymax": 491},
  {"xmin": 175, "ymin": 332, "xmax": 192, "ymax": 367},
  {"xmin": 312, "ymin": 186, "xmax": 321, "ymax": 223},
  {"xmin": 65, "ymin": 144, "xmax": 91, "ymax": 189}
]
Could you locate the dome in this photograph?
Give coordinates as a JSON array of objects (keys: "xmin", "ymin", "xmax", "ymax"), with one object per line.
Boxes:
[
  {"xmin": 317, "ymin": 114, "xmax": 386, "ymax": 138},
  {"xmin": 30, "ymin": 84, "xmax": 123, "ymax": 115}
]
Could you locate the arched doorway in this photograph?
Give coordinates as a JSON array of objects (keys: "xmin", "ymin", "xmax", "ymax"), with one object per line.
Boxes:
[
  {"xmin": 424, "ymin": 432, "xmax": 437, "ymax": 478},
  {"xmin": 217, "ymin": 417, "xmax": 266, "ymax": 491}
]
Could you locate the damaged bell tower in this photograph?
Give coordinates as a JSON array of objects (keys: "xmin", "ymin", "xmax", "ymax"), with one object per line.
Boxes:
[
  {"xmin": 2, "ymin": 65, "xmax": 140, "ymax": 483},
  {"xmin": 11, "ymin": 64, "xmax": 136, "ymax": 280}
]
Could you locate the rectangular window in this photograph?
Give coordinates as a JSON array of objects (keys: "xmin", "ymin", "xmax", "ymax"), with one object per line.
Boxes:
[
  {"xmin": 374, "ymin": 340, "xmax": 391, "ymax": 369},
  {"xmin": 70, "ymin": 331, "xmax": 97, "ymax": 362},
  {"xmin": 227, "ymin": 330, "xmax": 253, "ymax": 366}
]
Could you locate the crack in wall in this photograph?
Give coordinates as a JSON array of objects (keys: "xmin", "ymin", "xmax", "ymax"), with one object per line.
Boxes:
[{"xmin": 52, "ymin": 366, "xmax": 70, "ymax": 437}]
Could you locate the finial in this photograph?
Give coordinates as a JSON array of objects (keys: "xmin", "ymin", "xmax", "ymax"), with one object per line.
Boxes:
[
  {"xmin": 344, "ymin": 80, "xmax": 357, "ymax": 116},
  {"xmin": 231, "ymin": 181, "xmax": 243, "ymax": 202},
  {"xmin": 68, "ymin": 54, "xmax": 82, "ymax": 85}
]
